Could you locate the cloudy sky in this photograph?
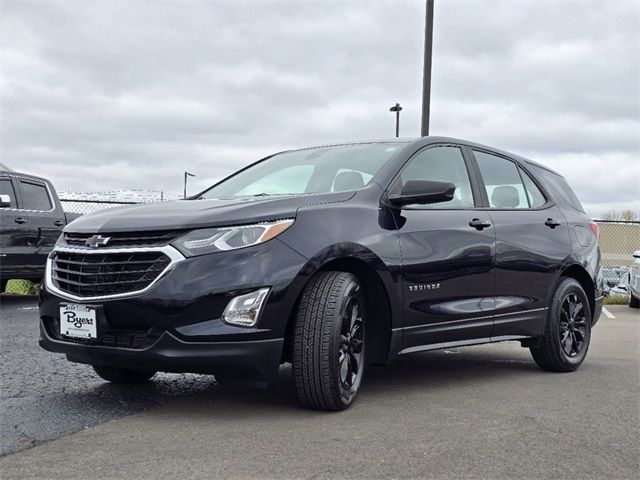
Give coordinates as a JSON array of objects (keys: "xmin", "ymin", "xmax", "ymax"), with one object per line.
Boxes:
[{"xmin": 2, "ymin": 0, "xmax": 638, "ymax": 216}]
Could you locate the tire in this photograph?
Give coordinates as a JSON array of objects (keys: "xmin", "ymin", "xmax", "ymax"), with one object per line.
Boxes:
[
  {"xmin": 92, "ymin": 365, "xmax": 156, "ymax": 384},
  {"xmin": 629, "ymin": 295, "xmax": 639, "ymax": 309},
  {"xmin": 530, "ymin": 277, "xmax": 592, "ymax": 372},
  {"xmin": 0, "ymin": 279, "xmax": 7, "ymax": 293},
  {"xmin": 293, "ymin": 271, "xmax": 365, "ymax": 411}
]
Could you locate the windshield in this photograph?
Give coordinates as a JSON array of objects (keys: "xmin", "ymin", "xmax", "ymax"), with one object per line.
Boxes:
[{"xmin": 199, "ymin": 143, "xmax": 403, "ymax": 199}]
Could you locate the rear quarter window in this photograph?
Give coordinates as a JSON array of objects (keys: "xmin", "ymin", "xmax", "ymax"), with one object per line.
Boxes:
[{"xmin": 527, "ymin": 164, "xmax": 585, "ymax": 213}]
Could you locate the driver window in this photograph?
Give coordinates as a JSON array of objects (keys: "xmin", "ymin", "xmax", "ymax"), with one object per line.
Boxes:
[{"xmin": 398, "ymin": 146, "xmax": 474, "ymax": 208}]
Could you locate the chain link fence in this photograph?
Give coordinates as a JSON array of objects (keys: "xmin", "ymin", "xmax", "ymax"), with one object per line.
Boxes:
[
  {"xmin": 594, "ymin": 220, "xmax": 639, "ymax": 302},
  {"xmin": 596, "ymin": 220, "xmax": 639, "ymax": 268},
  {"xmin": 60, "ymin": 198, "xmax": 159, "ymax": 215}
]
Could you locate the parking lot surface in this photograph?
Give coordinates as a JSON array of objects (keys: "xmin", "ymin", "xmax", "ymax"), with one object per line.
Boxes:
[
  {"xmin": 1, "ymin": 298, "xmax": 638, "ymax": 479},
  {"xmin": 0, "ymin": 296, "xmax": 215, "ymax": 456}
]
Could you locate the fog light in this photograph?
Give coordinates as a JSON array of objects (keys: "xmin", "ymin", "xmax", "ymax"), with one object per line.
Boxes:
[{"xmin": 222, "ymin": 288, "xmax": 270, "ymax": 327}]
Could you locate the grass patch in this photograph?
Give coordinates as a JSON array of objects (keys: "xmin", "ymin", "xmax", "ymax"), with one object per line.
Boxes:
[
  {"xmin": 604, "ymin": 295, "xmax": 629, "ymax": 305},
  {"xmin": 3, "ymin": 279, "xmax": 40, "ymax": 296}
]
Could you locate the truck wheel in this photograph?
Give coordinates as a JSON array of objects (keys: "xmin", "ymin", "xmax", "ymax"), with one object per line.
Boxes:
[
  {"xmin": 629, "ymin": 295, "xmax": 639, "ymax": 309},
  {"xmin": 530, "ymin": 278, "xmax": 591, "ymax": 372},
  {"xmin": 0, "ymin": 279, "xmax": 7, "ymax": 293},
  {"xmin": 92, "ymin": 365, "xmax": 156, "ymax": 384},
  {"xmin": 293, "ymin": 271, "xmax": 365, "ymax": 411}
]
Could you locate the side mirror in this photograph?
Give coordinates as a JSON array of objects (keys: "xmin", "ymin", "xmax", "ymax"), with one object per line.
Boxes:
[
  {"xmin": 0, "ymin": 194, "xmax": 11, "ymax": 208},
  {"xmin": 388, "ymin": 180, "xmax": 456, "ymax": 207}
]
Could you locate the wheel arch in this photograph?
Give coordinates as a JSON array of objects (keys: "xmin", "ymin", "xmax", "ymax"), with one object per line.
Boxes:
[
  {"xmin": 282, "ymin": 246, "xmax": 398, "ymax": 366},
  {"xmin": 559, "ymin": 264, "xmax": 596, "ymax": 319}
]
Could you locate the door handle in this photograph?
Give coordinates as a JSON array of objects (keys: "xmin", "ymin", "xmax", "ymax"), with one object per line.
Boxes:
[
  {"xmin": 545, "ymin": 218, "xmax": 561, "ymax": 229},
  {"xmin": 469, "ymin": 218, "xmax": 491, "ymax": 230},
  {"xmin": 54, "ymin": 220, "xmax": 65, "ymax": 227},
  {"xmin": 15, "ymin": 217, "xmax": 27, "ymax": 224}
]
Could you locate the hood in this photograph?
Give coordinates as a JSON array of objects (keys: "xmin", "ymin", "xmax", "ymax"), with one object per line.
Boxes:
[{"xmin": 65, "ymin": 191, "xmax": 355, "ymax": 233}]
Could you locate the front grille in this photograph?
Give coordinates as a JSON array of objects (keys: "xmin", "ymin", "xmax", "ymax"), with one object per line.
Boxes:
[
  {"xmin": 64, "ymin": 230, "xmax": 182, "ymax": 248},
  {"xmin": 51, "ymin": 251, "xmax": 171, "ymax": 297}
]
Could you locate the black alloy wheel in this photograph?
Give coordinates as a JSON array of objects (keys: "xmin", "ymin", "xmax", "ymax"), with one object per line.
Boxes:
[
  {"xmin": 530, "ymin": 277, "xmax": 592, "ymax": 372},
  {"xmin": 558, "ymin": 293, "xmax": 587, "ymax": 357}
]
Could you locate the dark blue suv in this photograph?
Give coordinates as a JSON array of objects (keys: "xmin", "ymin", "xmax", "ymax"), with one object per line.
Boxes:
[{"xmin": 39, "ymin": 137, "xmax": 603, "ymax": 410}]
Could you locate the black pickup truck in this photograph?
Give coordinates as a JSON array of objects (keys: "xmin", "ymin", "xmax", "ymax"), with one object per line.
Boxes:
[{"xmin": 0, "ymin": 170, "xmax": 80, "ymax": 290}]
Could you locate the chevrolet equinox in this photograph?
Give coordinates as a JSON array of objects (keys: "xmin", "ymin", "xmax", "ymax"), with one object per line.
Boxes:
[{"xmin": 40, "ymin": 137, "xmax": 603, "ymax": 410}]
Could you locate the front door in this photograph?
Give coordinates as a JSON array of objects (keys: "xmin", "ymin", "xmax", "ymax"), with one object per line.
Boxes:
[{"xmin": 392, "ymin": 145, "xmax": 496, "ymax": 353}]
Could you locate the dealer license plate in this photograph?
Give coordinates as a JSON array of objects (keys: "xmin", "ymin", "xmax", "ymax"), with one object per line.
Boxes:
[{"xmin": 59, "ymin": 304, "xmax": 98, "ymax": 339}]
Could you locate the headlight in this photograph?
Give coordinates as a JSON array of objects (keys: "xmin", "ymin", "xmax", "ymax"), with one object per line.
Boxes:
[{"xmin": 171, "ymin": 219, "xmax": 294, "ymax": 257}]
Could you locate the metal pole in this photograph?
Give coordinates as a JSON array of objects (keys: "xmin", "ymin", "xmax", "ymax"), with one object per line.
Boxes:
[
  {"xmin": 421, "ymin": 0, "xmax": 434, "ymax": 137},
  {"xmin": 389, "ymin": 103, "xmax": 403, "ymax": 138}
]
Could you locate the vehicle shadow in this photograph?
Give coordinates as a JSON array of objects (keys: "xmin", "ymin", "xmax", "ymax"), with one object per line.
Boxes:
[{"xmin": 159, "ymin": 345, "xmax": 542, "ymax": 415}]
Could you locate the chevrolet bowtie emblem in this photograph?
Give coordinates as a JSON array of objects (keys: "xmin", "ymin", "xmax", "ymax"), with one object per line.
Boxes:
[{"xmin": 85, "ymin": 235, "xmax": 111, "ymax": 248}]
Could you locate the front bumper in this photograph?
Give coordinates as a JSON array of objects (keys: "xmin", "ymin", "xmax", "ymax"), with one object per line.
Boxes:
[
  {"xmin": 39, "ymin": 238, "xmax": 311, "ymax": 384},
  {"xmin": 39, "ymin": 323, "xmax": 284, "ymax": 384}
]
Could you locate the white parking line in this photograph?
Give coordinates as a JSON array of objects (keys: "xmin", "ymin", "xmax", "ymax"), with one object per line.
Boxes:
[{"xmin": 602, "ymin": 307, "xmax": 615, "ymax": 319}]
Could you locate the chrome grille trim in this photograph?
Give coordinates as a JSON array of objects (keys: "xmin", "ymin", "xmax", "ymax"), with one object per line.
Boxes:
[{"xmin": 45, "ymin": 245, "xmax": 185, "ymax": 302}]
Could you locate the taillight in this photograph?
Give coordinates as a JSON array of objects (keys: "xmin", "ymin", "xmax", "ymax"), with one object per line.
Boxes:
[{"xmin": 588, "ymin": 220, "xmax": 600, "ymax": 240}]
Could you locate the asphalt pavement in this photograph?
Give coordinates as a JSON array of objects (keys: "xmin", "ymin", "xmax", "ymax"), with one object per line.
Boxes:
[
  {"xmin": 1, "ymin": 297, "xmax": 638, "ymax": 479},
  {"xmin": 0, "ymin": 295, "xmax": 216, "ymax": 456}
]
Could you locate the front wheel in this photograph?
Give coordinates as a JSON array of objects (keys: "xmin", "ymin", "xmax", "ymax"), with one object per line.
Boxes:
[
  {"xmin": 293, "ymin": 271, "xmax": 365, "ymax": 411},
  {"xmin": 92, "ymin": 365, "xmax": 156, "ymax": 384},
  {"xmin": 530, "ymin": 278, "xmax": 592, "ymax": 372},
  {"xmin": 629, "ymin": 294, "xmax": 639, "ymax": 308}
]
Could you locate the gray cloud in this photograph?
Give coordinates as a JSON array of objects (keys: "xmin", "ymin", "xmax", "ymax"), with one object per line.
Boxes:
[{"xmin": 2, "ymin": 0, "xmax": 638, "ymax": 216}]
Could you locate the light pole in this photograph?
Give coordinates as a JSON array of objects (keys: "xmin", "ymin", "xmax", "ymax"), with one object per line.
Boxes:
[
  {"xmin": 421, "ymin": 0, "xmax": 434, "ymax": 136},
  {"xmin": 389, "ymin": 103, "xmax": 403, "ymax": 137},
  {"xmin": 184, "ymin": 171, "xmax": 195, "ymax": 199}
]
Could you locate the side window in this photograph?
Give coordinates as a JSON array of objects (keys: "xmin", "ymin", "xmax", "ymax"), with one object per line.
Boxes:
[
  {"xmin": 0, "ymin": 179, "xmax": 17, "ymax": 208},
  {"xmin": 520, "ymin": 168, "xmax": 546, "ymax": 208},
  {"xmin": 396, "ymin": 146, "xmax": 475, "ymax": 208},
  {"xmin": 474, "ymin": 151, "xmax": 529, "ymax": 209},
  {"xmin": 19, "ymin": 181, "xmax": 52, "ymax": 211},
  {"xmin": 528, "ymin": 165, "xmax": 585, "ymax": 213}
]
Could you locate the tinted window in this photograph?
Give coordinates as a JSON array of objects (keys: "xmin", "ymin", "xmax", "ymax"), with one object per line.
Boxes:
[
  {"xmin": 20, "ymin": 181, "xmax": 52, "ymax": 210},
  {"xmin": 396, "ymin": 146, "xmax": 474, "ymax": 208},
  {"xmin": 520, "ymin": 168, "xmax": 546, "ymax": 208},
  {"xmin": 0, "ymin": 179, "xmax": 17, "ymax": 208},
  {"xmin": 528, "ymin": 164, "xmax": 585, "ymax": 212},
  {"xmin": 474, "ymin": 151, "xmax": 528, "ymax": 209}
]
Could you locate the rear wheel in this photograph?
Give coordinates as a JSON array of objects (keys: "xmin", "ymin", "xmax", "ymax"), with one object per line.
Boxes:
[
  {"xmin": 92, "ymin": 365, "xmax": 156, "ymax": 384},
  {"xmin": 293, "ymin": 271, "xmax": 365, "ymax": 411},
  {"xmin": 629, "ymin": 295, "xmax": 639, "ymax": 309},
  {"xmin": 530, "ymin": 278, "xmax": 591, "ymax": 372}
]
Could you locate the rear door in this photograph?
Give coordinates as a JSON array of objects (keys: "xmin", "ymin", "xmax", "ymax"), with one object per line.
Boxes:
[
  {"xmin": 393, "ymin": 145, "xmax": 496, "ymax": 352},
  {"xmin": 0, "ymin": 176, "xmax": 32, "ymax": 278},
  {"xmin": 470, "ymin": 149, "xmax": 571, "ymax": 339},
  {"xmin": 17, "ymin": 179, "xmax": 64, "ymax": 278}
]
